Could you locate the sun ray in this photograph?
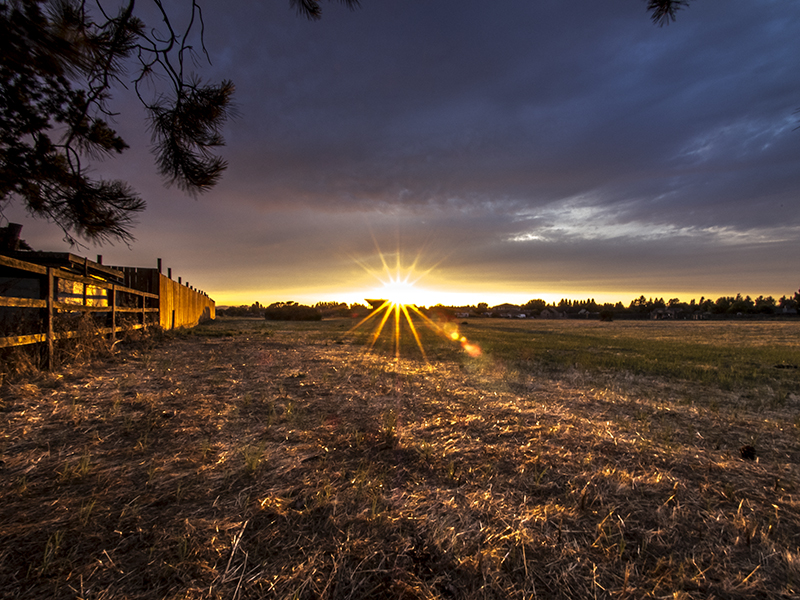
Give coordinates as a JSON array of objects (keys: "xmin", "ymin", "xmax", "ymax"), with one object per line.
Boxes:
[
  {"xmin": 349, "ymin": 299, "xmax": 390, "ymax": 332},
  {"xmin": 347, "ymin": 243, "xmax": 482, "ymax": 362},
  {"xmin": 401, "ymin": 303, "xmax": 427, "ymax": 360},
  {"xmin": 369, "ymin": 302, "xmax": 394, "ymax": 351},
  {"xmin": 394, "ymin": 302, "xmax": 401, "ymax": 361}
]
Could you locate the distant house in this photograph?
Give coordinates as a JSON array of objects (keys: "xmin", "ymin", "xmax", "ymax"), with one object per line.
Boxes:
[
  {"xmin": 490, "ymin": 303, "xmax": 523, "ymax": 318},
  {"xmin": 365, "ymin": 299, "xmax": 388, "ymax": 310},
  {"xmin": 539, "ymin": 308, "xmax": 564, "ymax": 319},
  {"xmin": 492, "ymin": 303, "xmax": 519, "ymax": 312}
]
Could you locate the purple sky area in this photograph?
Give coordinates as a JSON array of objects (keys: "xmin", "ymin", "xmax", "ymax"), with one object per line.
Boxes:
[{"xmin": 5, "ymin": 0, "xmax": 800, "ymax": 307}]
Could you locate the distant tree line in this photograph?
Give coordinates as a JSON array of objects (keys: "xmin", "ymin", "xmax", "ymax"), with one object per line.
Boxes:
[
  {"xmin": 216, "ymin": 302, "xmax": 265, "ymax": 318},
  {"xmin": 216, "ymin": 300, "xmax": 375, "ymax": 321},
  {"xmin": 216, "ymin": 301, "xmax": 321, "ymax": 321},
  {"xmin": 216, "ymin": 288, "xmax": 800, "ymax": 321},
  {"xmin": 264, "ymin": 302, "xmax": 322, "ymax": 321},
  {"xmin": 622, "ymin": 293, "xmax": 799, "ymax": 317},
  {"xmin": 485, "ymin": 289, "xmax": 800, "ymax": 320}
]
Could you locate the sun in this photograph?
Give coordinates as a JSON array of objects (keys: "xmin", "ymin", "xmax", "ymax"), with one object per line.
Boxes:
[
  {"xmin": 359, "ymin": 246, "xmax": 432, "ymax": 308},
  {"xmin": 349, "ymin": 246, "xmax": 482, "ymax": 361},
  {"xmin": 381, "ymin": 276, "xmax": 420, "ymax": 307}
]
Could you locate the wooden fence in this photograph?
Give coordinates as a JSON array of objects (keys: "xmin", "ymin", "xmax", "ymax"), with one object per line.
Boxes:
[
  {"xmin": 0, "ymin": 253, "xmax": 213, "ymax": 367},
  {"xmin": 115, "ymin": 265, "xmax": 215, "ymax": 329}
]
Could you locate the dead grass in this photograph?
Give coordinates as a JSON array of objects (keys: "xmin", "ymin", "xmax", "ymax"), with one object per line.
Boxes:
[{"xmin": 1, "ymin": 317, "xmax": 799, "ymax": 599}]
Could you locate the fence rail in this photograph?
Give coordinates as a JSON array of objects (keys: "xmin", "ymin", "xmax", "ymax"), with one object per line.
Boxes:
[{"xmin": 1, "ymin": 254, "xmax": 161, "ymax": 367}]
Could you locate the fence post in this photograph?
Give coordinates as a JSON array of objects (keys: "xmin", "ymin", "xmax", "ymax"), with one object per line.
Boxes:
[
  {"xmin": 110, "ymin": 285, "xmax": 117, "ymax": 346},
  {"xmin": 45, "ymin": 267, "xmax": 54, "ymax": 369}
]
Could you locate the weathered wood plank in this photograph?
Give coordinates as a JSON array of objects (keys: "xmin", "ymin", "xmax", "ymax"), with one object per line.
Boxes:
[
  {"xmin": 1, "ymin": 254, "xmax": 157, "ymax": 298},
  {"xmin": 0, "ymin": 333, "xmax": 47, "ymax": 348},
  {"xmin": 53, "ymin": 303, "xmax": 113, "ymax": 312},
  {"xmin": 0, "ymin": 297, "xmax": 46, "ymax": 308},
  {"xmin": 45, "ymin": 268, "xmax": 54, "ymax": 368},
  {"xmin": 0, "ymin": 254, "xmax": 48, "ymax": 275}
]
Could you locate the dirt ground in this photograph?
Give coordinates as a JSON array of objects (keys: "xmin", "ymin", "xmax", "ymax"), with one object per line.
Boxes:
[{"xmin": 1, "ymin": 319, "xmax": 799, "ymax": 599}]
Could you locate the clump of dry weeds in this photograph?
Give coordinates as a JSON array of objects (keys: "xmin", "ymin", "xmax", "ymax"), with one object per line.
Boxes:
[
  {"xmin": 0, "ymin": 318, "xmax": 798, "ymax": 599},
  {"xmin": 0, "ymin": 311, "xmax": 151, "ymax": 382}
]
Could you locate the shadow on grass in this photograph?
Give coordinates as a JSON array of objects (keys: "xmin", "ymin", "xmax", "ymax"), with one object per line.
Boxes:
[{"xmin": 1, "ymin": 320, "xmax": 799, "ymax": 599}]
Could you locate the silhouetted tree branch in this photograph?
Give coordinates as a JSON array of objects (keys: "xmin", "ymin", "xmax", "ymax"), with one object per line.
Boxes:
[
  {"xmin": 291, "ymin": 0, "xmax": 359, "ymax": 21},
  {"xmin": 646, "ymin": 0, "xmax": 690, "ymax": 26},
  {"xmin": 0, "ymin": 0, "xmax": 356, "ymax": 245}
]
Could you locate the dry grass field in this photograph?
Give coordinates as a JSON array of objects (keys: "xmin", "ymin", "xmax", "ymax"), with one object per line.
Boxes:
[{"xmin": 1, "ymin": 316, "xmax": 799, "ymax": 599}]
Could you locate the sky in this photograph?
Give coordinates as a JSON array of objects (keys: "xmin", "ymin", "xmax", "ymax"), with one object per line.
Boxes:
[{"xmin": 5, "ymin": 0, "xmax": 800, "ymax": 308}]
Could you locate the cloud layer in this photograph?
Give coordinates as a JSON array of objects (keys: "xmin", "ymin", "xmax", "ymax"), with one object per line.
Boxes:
[{"xmin": 8, "ymin": 0, "xmax": 800, "ymax": 305}]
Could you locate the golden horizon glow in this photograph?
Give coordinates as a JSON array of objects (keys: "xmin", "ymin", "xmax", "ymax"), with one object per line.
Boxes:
[
  {"xmin": 347, "ymin": 247, "xmax": 483, "ymax": 362},
  {"xmin": 212, "ymin": 286, "xmax": 797, "ymax": 310},
  {"xmin": 207, "ymin": 241, "xmax": 797, "ymax": 310}
]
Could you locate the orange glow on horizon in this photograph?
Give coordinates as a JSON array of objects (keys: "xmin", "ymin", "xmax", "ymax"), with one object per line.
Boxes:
[{"xmin": 348, "ymin": 247, "xmax": 482, "ymax": 361}]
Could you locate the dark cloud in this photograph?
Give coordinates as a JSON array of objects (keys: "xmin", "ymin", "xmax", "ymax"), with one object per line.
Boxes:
[{"xmin": 8, "ymin": 0, "xmax": 800, "ymax": 304}]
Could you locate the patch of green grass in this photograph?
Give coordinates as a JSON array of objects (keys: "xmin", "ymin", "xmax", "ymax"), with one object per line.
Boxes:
[
  {"xmin": 40, "ymin": 530, "xmax": 63, "ymax": 574},
  {"xmin": 347, "ymin": 317, "xmax": 800, "ymax": 408},
  {"xmin": 457, "ymin": 320, "xmax": 800, "ymax": 396},
  {"xmin": 58, "ymin": 449, "xmax": 91, "ymax": 482},
  {"xmin": 78, "ymin": 499, "xmax": 96, "ymax": 527},
  {"xmin": 241, "ymin": 442, "xmax": 266, "ymax": 473}
]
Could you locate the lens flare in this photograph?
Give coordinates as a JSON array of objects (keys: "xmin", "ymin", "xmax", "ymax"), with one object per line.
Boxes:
[{"xmin": 349, "ymin": 247, "xmax": 482, "ymax": 362}]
